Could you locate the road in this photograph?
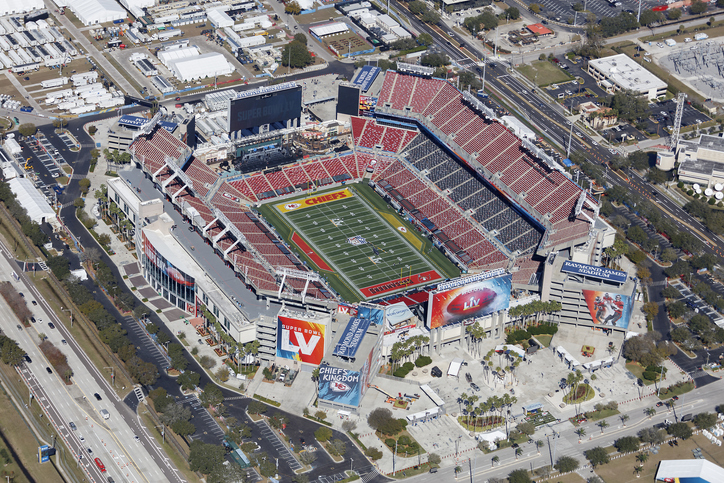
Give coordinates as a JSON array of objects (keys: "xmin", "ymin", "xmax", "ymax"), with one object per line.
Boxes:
[{"xmin": 0, "ymin": 243, "xmax": 173, "ymax": 483}]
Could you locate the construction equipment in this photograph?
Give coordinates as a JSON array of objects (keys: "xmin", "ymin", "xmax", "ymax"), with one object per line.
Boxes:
[{"xmin": 23, "ymin": 157, "xmax": 31, "ymax": 170}]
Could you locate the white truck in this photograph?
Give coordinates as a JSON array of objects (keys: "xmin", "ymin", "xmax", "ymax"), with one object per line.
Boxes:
[{"xmin": 100, "ymin": 409, "xmax": 110, "ymax": 420}]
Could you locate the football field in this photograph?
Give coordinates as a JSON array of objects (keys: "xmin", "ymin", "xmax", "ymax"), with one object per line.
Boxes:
[{"xmin": 267, "ymin": 185, "xmax": 453, "ymax": 301}]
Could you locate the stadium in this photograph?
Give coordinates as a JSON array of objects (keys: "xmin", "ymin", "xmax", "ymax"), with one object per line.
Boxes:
[{"xmin": 126, "ymin": 64, "xmax": 615, "ymax": 367}]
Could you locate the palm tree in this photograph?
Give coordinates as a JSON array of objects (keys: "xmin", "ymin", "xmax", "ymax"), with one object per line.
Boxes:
[
  {"xmin": 608, "ymin": 343, "xmax": 617, "ymax": 355},
  {"xmin": 491, "ymin": 455, "xmax": 499, "ymax": 467},
  {"xmin": 633, "ymin": 465, "xmax": 643, "ymax": 478},
  {"xmin": 515, "ymin": 447, "xmax": 523, "ymax": 460},
  {"xmin": 458, "ymin": 393, "xmax": 468, "ymax": 414},
  {"xmin": 535, "ymin": 440, "xmax": 544, "ymax": 454},
  {"xmin": 636, "ymin": 452, "xmax": 649, "ymax": 466},
  {"xmin": 576, "ymin": 428, "xmax": 586, "ymax": 442},
  {"xmin": 645, "ymin": 407, "xmax": 656, "ymax": 419},
  {"xmin": 598, "ymin": 420, "xmax": 609, "ymax": 434},
  {"xmin": 621, "ymin": 414, "xmax": 630, "ymax": 427}
]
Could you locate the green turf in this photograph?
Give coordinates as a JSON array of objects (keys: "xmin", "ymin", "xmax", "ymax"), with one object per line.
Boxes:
[{"xmin": 258, "ymin": 183, "xmax": 459, "ymax": 302}]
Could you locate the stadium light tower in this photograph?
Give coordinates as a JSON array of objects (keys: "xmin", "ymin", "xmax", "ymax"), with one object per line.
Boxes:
[{"xmin": 670, "ymin": 92, "xmax": 687, "ymax": 150}]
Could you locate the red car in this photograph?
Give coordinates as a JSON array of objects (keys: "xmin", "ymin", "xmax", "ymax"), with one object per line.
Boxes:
[{"xmin": 94, "ymin": 458, "xmax": 106, "ymax": 472}]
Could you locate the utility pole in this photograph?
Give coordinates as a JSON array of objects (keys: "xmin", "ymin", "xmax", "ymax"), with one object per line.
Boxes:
[
  {"xmin": 468, "ymin": 458, "xmax": 473, "ymax": 483},
  {"xmin": 637, "ymin": 0, "xmax": 643, "ymax": 23},
  {"xmin": 494, "ymin": 27, "xmax": 498, "ymax": 58}
]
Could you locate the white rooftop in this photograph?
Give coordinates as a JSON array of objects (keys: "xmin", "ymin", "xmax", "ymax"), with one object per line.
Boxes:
[
  {"xmin": 310, "ymin": 22, "xmax": 348, "ymax": 37},
  {"xmin": 656, "ymin": 460, "xmax": 724, "ymax": 482},
  {"xmin": 0, "ymin": 0, "xmax": 43, "ymax": 14},
  {"xmin": 8, "ymin": 177, "xmax": 56, "ymax": 225},
  {"xmin": 589, "ymin": 53, "xmax": 666, "ymax": 93}
]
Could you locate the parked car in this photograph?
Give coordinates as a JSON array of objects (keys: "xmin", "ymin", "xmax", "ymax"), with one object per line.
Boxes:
[
  {"xmin": 94, "ymin": 458, "xmax": 106, "ymax": 472},
  {"xmin": 431, "ymin": 366, "xmax": 443, "ymax": 378},
  {"xmin": 470, "ymin": 383, "xmax": 480, "ymax": 392}
]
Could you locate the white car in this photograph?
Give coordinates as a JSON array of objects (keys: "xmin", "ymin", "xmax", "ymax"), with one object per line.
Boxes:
[
  {"xmin": 685, "ymin": 38, "xmax": 692, "ymax": 43},
  {"xmin": 609, "ymin": 148, "xmax": 617, "ymax": 155},
  {"xmin": 592, "ymin": 141, "xmax": 598, "ymax": 146},
  {"xmin": 78, "ymin": 434, "xmax": 85, "ymax": 442}
]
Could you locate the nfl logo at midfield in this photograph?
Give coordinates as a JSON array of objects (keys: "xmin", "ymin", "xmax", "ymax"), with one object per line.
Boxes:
[{"xmin": 346, "ymin": 235, "xmax": 367, "ymax": 246}]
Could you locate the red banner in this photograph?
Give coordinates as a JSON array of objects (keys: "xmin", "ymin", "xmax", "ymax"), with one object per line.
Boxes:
[{"xmin": 360, "ymin": 270, "xmax": 440, "ymax": 297}]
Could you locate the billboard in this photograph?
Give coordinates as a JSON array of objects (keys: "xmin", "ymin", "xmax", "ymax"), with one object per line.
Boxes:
[
  {"xmin": 318, "ymin": 365, "xmax": 362, "ymax": 407},
  {"xmin": 582, "ymin": 290, "xmax": 633, "ymax": 329},
  {"xmin": 427, "ymin": 274, "xmax": 512, "ymax": 329},
  {"xmin": 356, "ymin": 305, "xmax": 384, "ymax": 325},
  {"xmin": 337, "ymin": 84, "xmax": 360, "ymax": 117},
  {"xmin": 352, "ymin": 65, "xmax": 380, "ymax": 92},
  {"xmin": 276, "ymin": 316, "xmax": 326, "ymax": 365},
  {"xmin": 561, "ymin": 261, "xmax": 627, "ymax": 284},
  {"xmin": 228, "ymin": 84, "xmax": 302, "ymax": 132},
  {"xmin": 143, "ymin": 233, "xmax": 195, "ymax": 288}
]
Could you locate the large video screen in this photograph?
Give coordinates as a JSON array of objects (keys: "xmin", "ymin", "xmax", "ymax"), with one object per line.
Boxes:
[
  {"xmin": 427, "ymin": 274, "xmax": 512, "ymax": 329},
  {"xmin": 336, "ymin": 85, "xmax": 360, "ymax": 117},
  {"xmin": 228, "ymin": 85, "xmax": 302, "ymax": 132},
  {"xmin": 582, "ymin": 290, "xmax": 633, "ymax": 329},
  {"xmin": 276, "ymin": 315, "xmax": 326, "ymax": 365}
]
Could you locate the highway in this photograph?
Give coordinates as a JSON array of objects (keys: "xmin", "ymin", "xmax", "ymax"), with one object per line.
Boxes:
[{"xmin": 0, "ymin": 238, "xmax": 177, "ymax": 483}]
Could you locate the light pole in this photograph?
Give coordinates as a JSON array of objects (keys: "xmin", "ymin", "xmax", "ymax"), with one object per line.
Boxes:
[
  {"xmin": 350, "ymin": 458, "xmax": 353, "ymax": 472},
  {"xmin": 156, "ymin": 424, "xmax": 165, "ymax": 444},
  {"xmin": 104, "ymin": 367, "xmax": 115, "ymax": 387},
  {"xmin": 567, "ymin": 122, "xmax": 574, "ymax": 158}
]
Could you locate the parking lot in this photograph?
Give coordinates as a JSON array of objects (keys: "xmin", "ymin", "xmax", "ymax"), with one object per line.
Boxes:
[
  {"xmin": 254, "ymin": 418, "xmax": 302, "ymax": 472},
  {"xmin": 601, "ymin": 99, "xmax": 711, "ymax": 142},
  {"xmin": 57, "ymin": 131, "xmax": 79, "ymax": 150},
  {"xmin": 523, "ymin": 0, "xmax": 658, "ymax": 23},
  {"xmin": 669, "ymin": 279, "xmax": 724, "ymax": 325},
  {"xmin": 183, "ymin": 395, "xmax": 226, "ymax": 442},
  {"xmin": 24, "ymin": 133, "xmax": 65, "ymax": 178}
]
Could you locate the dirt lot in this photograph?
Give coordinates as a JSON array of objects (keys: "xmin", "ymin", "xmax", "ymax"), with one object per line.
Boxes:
[{"xmin": 0, "ymin": 74, "xmax": 26, "ymax": 101}]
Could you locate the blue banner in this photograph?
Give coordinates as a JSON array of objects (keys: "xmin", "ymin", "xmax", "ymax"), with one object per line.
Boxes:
[
  {"xmin": 356, "ymin": 306, "xmax": 383, "ymax": 325},
  {"xmin": 333, "ymin": 317, "xmax": 371, "ymax": 358},
  {"xmin": 352, "ymin": 65, "xmax": 380, "ymax": 92},
  {"xmin": 318, "ymin": 366, "xmax": 362, "ymax": 407}
]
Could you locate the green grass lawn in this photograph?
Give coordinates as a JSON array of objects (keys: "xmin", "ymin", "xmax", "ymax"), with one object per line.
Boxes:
[
  {"xmin": 517, "ymin": 60, "xmax": 574, "ymax": 86},
  {"xmin": 259, "ymin": 183, "xmax": 458, "ymax": 301}
]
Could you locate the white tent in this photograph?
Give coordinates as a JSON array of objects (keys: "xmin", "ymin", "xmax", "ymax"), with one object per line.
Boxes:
[
  {"xmin": 118, "ymin": 0, "xmax": 153, "ymax": 19},
  {"xmin": 65, "ymin": 0, "xmax": 126, "ymax": 25},
  {"xmin": 8, "ymin": 177, "xmax": 57, "ymax": 225},
  {"xmin": 167, "ymin": 52, "xmax": 234, "ymax": 82},
  {"xmin": 207, "ymin": 8, "xmax": 233, "ymax": 29},
  {"xmin": 447, "ymin": 357, "xmax": 463, "ymax": 378},
  {"xmin": 158, "ymin": 46, "xmax": 199, "ymax": 67},
  {"xmin": 0, "ymin": 0, "xmax": 43, "ymax": 15}
]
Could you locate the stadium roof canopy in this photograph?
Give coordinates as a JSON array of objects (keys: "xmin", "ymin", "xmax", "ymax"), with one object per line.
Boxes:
[
  {"xmin": 0, "ymin": 0, "xmax": 43, "ymax": 15},
  {"xmin": 8, "ymin": 177, "xmax": 56, "ymax": 225},
  {"xmin": 64, "ymin": 0, "xmax": 127, "ymax": 25},
  {"xmin": 656, "ymin": 460, "xmax": 724, "ymax": 483}
]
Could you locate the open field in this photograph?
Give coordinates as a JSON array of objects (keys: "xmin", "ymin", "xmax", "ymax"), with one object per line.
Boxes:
[
  {"xmin": 259, "ymin": 183, "xmax": 458, "ymax": 301},
  {"xmin": 517, "ymin": 60, "xmax": 574, "ymax": 86}
]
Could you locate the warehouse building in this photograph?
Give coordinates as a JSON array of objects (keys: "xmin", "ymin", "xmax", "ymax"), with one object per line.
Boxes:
[
  {"xmin": 167, "ymin": 52, "xmax": 233, "ymax": 81},
  {"xmin": 587, "ymin": 54, "xmax": 667, "ymax": 100},
  {"xmin": 676, "ymin": 133, "xmax": 724, "ymax": 187},
  {"xmin": 656, "ymin": 460, "xmax": 724, "ymax": 483}
]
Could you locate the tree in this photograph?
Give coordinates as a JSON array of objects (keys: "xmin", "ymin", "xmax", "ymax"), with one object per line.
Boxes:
[
  {"xmin": 428, "ymin": 453, "xmax": 441, "ymax": 466},
  {"xmin": 188, "ymin": 440, "xmax": 225, "ymax": 475},
  {"xmin": 417, "ymin": 33, "xmax": 433, "ymax": 46},
  {"xmin": 88, "ymin": 125, "xmax": 97, "ymax": 136},
  {"xmin": 421, "ymin": 9, "xmax": 440, "ymax": 24},
  {"xmin": 507, "ymin": 6, "xmax": 520, "ymax": 19},
  {"xmin": 585, "ymin": 447, "xmax": 610, "ymax": 467},
  {"xmin": 160, "ymin": 402, "xmax": 192, "ymax": 426},
  {"xmin": 17, "ymin": 123, "xmax": 36, "ymax": 137},
  {"xmin": 667, "ymin": 422, "xmax": 693, "ymax": 440},
  {"xmin": 327, "ymin": 439, "xmax": 346, "ymax": 457},
  {"xmin": 690, "ymin": 0, "xmax": 708, "ymax": 14},
  {"xmin": 367, "ymin": 407, "xmax": 393, "ymax": 430},
  {"xmin": 555, "ymin": 455, "xmax": 579, "ymax": 473},
  {"xmin": 281, "ymin": 40, "xmax": 312, "ymax": 68},
  {"xmin": 575, "ymin": 428, "xmax": 586, "ymax": 441},
  {"xmin": 639, "ymin": 9, "xmax": 663, "ymax": 26},
  {"xmin": 47, "ymin": 256, "xmax": 71, "ymax": 280},
  {"xmin": 314, "ymin": 426, "xmax": 332, "ymax": 442},
  {"xmin": 284, "ymin": 0, "xmax": 301, "ymax": 14},
  {"xmin": 517, "ymin": 421, "xmax": 535, "ymax": 436},
  {"xmin": 215, "ymin": 366, "xmax": 230, "ymax": 382},
  {"xmin": 636, "ymin": 452, "xmax": 650, "ymax": 466},
  {"xmin": 670, "ymin": 326, "xmax": 691, "ymax": 344},
  {"xmin": 598, "ymin": 420, "xmax": 609, "ymax": 434},
  {"xmin": 199, "ymin": 355, "xmax": 217, "ymax": 370},
  {"xmin": 615, "ymin": 436, "xmax": 640, "ymax": 453},
  {"xmin": 200, "ymin": 383, "xmax": 224, "ymax": 407},
  {"xmin": 247, "ymin": 399, "xmax": 267, "ymax": 415},
  {"xmin": 156, "ymin": 331, "xmax": 171, "ymax": 345},
  {"xmin": 693, "ymin": 412, "xmax": 717, "ymax": 429},
  {"xmin": 667, "ymin": 301, "xmax": 686, "ymax": 319},
  {"xmin": 177, "ymin": 371, "xmax": 200, "ymax": 391},
  {"xmin": 408, "ymin": 0, "xmax": 427, "ymax": 14},
  {"xmin": 667, "ymin": 8, "xmax": 682, "ymax": 20},
  {"xmin": 638, "ymin": 427, "xmax": 666, "ymax": 445},
  {"xmin": 492, "ymin": 455, "xmax": 500, "ymax": 467},
  {"xmin": 171, "ymin": 419, "xmax": 196, "ymax": 437},
  {"xmin": 718, "ymin": 0, "xmax": 724, "ymax": 8},
  {"xmin": 300, "ymin": 450, "xmax": 317, "ymax": 465},
  {"xmin": 420, "ymin": 53, "xmax": 448, "ymax": 68},
  {"xmin": 642, "ymin": 302, "xmax": 659, "ymax": 321},
  {"xmin": 341, "ymin": 420, "xmax": 357, "ymax": 432},
  {"xmin": 508, "ymin": 468, "xmax": 531, "ymax": 483}
]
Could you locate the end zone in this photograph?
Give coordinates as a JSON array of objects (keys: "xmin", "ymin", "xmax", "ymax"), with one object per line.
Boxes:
[{"xmin": 360, "ymin": 270, "xmax": 442, "ymax": 297}]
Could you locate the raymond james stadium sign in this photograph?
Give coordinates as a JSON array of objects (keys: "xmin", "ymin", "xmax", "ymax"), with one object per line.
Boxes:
[{"xmin": 560, "ymin": 261, "xmax": 627, "ymax": 284}]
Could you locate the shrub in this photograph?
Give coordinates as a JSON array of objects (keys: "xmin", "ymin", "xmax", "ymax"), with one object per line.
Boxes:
[
  {"xmin": 415, "ymin": 356, "xmax": 432, "ymax": 367},
  {"xmin": 403, "ymin": 361, "xmax": 414, "ymax": 371},
  {"xmin": 315, "ymin": 426, "xmax": 333, "ymax": 442}
]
